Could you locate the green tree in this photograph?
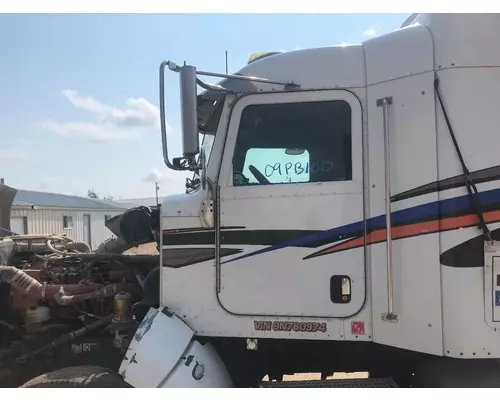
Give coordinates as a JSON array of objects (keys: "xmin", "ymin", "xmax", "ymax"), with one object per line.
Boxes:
[{"xmin": 87, "ymin": 189, "xmax": 99, "ymax": 199}]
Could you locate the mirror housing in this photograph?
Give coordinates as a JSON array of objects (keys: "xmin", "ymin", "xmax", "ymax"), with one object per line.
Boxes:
[
  {"xmin": 179, "ymin": 65, "xmax": 199, "ymax": 158},
  {"xmin": 160, "ymin": 61, "xmax": 200, "ymax": 171}
]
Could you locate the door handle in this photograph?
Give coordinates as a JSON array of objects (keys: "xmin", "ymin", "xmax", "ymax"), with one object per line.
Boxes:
[
  {"xmin": 330, "ymin": 275, "xmax": 351, "ymax": 304},
  {"xmin": 341, "ymin": 277, "xmax": 351, "ymax": 297}
]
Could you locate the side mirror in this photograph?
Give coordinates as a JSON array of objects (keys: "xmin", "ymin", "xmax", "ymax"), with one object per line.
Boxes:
[{"xmin": 179, "ymin": 65, "xmax": 199, "ymax": 158}]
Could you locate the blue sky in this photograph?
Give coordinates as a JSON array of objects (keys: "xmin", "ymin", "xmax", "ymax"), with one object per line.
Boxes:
[{"xmin": 0, "ymin": 13, "xmax": 408, "ymax": 200}]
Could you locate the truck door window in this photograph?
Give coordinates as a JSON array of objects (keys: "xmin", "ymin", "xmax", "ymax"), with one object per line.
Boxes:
[{"xmin": 232, "ymin": 100, "xmax": 352, "ymax": 186}]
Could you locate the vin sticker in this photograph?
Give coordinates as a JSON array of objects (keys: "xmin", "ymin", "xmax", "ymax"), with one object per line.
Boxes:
[{"xmin": 254, "ymin": 320, "xmax": 327, "ymax": 333}]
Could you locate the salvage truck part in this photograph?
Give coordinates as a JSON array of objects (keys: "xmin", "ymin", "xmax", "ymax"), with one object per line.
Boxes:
[
  {"xmin": 14, "ymin": 13, "xmax": 500, "ymax": 387},
  {"xmin": 0, "ymin": 184, "xmax": 159, "ymax": 387}
]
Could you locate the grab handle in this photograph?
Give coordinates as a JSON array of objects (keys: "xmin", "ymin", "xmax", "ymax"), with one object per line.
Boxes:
[{"xmin": 377, "ymin": 96, "xmax": 398, "ymax": 323}]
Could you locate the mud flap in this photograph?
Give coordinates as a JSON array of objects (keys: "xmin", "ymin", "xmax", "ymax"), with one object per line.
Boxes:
[{"xmin": 119, "ymin": 307, "xmax": 233, "ymax": 388}]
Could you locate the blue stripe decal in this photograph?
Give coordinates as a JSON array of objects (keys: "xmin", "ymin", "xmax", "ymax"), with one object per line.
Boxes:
[{"xmin": 222, "ymin": 188, "xmax": 500, "ymax": 265}]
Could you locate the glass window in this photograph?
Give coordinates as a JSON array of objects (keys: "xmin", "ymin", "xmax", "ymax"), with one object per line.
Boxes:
[
  {"xmin": 63, "ymin": 215, "xmax": 73, "ymax": 229},
  {"xmin": 232, "ymin": 100, "xmax": 352, "ymax": 186}
]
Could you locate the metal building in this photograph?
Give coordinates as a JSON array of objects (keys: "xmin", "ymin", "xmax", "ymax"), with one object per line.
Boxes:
[
  {"xmin": 9, "ymin": 189, "xmax": 128, "ymax": 250},
  {"xmin": 117, "ymin": 197, "xmax": 162, "ymax": 208}
]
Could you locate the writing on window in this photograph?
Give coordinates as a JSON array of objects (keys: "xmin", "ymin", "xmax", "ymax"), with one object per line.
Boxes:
[
  {"xmin": 232, "ymin": 100, "xmax": 352, "ymax": 186},
  {"xmin": 242, "ymin": 148, "xmax": 311, "ymax": 184}
]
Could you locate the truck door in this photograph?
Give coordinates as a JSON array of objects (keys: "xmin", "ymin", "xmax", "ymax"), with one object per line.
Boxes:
[{"xmin": 216, "ymin": 89, "xmax": 365, "ymax": 318}]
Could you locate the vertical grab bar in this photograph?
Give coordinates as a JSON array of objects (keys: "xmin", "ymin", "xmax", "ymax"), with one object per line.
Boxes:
[{"xmin": 377, "ymin": 96, "xmax": 398, "ymax": 323}]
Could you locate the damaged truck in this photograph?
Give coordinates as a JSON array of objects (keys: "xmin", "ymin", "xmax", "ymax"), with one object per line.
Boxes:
[
  {"xmin": 0, "ymin": 183, "xmax": 159, "ymax": 387},
  {"xmin": 4, "ymin": 13, "xmax": 500, "ymax": 388}
]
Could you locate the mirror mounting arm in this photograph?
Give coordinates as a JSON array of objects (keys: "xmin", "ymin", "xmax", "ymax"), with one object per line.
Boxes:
[
  {"xmin": 160, "ymin": 59, "xmax": 300, "ymax": 174},
  {"xmin": 160, "ymin": 61, "xmax": 200, "ymax": 172}
]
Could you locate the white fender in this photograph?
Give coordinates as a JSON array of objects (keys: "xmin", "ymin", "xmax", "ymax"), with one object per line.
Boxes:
[{"xmin": 119, "ymin": 307, "xmax": 234, "ymax": 388}]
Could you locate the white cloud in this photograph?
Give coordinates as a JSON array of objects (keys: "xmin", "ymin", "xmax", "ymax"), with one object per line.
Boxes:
[
  {"xmin": 62, "ymin": 90, "xmax": 160, "ymax": 129},
  {"xmin": 143, "ymin": 167, "xmax": 163, "ymax": 183},
  {"xmin": 362, "ymin": 26, "xmax": 379, "ymax": 38},
  {"xmin": 39, "ymin": 119, "xmax": 141, "ymax": 142},
  {"xmin": 39, "ymin": 177, "xmax": 57, "ymax": 190},
  {"xmin": 12, "ymin": 138, "xmax": 31, "ymax": 147},
  {"xmin": 0, "ymin": 147, "xmax": 28, "ymax": 162},
  {"xmin": 39, "ymin": 90, "xmax": 164, "ymax": 143},
  {"xmin": 141, "ymin": 167, "xmax": 190, "ymax": 196}
]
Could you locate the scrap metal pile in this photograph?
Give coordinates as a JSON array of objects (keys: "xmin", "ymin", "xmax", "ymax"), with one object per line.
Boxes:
[{"xmin": 0, "ymin": 234, "xmax": 158, "ymax": 387}]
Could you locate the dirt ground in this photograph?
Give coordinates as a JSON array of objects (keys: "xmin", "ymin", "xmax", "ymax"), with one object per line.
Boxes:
[
  {"xmin": 123, "ymin": 242, "xmax": 158, "ymax": 255},
  {"xmin": 128, "ymin": 243, "xmax": 368, "ymax": 381}
]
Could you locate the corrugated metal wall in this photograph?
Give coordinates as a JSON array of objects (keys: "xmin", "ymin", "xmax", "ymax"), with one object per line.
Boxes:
[{"xmin": 11, "ymin": 208, "xmax": 124, "ymax": 250}]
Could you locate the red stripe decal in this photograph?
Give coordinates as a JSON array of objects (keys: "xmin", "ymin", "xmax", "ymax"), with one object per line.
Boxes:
[{"xmin": 306, "ymin": 211, "xmax": 500, "ymax": 259}]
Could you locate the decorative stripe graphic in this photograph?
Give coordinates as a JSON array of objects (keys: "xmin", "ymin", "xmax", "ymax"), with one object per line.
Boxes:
[
  {"xmin": 305, "ymin": 210, "xmax": 500, "ymax": 260},
  {"xmin": 222, "ymin": 169, "xmax": 500, "ymax": 265},
  {"xmin": 163, "ymin": 226, "xmax": 245, "ymax": 234},
  {"xmin": 163, "ymin": 228, "xmax": 320, "ymax": 247},
  {"xmin": 440, "ymin": 227, "xmax": 500, "ymax": 267},
  {"xmin": 161, "ymin": 165, "xmax": 500, "ymax": 268},
  {"xmin": 162, "ymin": 247, "xmax": 243, "ymax": 268},
  {"xmin": 391, "ymin": 165, "xmax": 500, "ymax": 202}
]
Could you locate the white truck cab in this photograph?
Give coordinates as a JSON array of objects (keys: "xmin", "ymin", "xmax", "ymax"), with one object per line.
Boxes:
[
  {"xmin": 121, "ymin": 13, "xmax": 500, "ymax": 388},
  {"xmin": 24, "ymin": 13, "xmax": 500, "ymax": 388}
]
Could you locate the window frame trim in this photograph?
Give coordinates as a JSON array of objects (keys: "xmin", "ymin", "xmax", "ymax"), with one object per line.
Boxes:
[
  {"xmin": 63, "ymin": 215, "xmax": 73, "ymax": 230},
  {"xmin": 218, "ymin": 89, "xmax": 363, "ymax": 198}
]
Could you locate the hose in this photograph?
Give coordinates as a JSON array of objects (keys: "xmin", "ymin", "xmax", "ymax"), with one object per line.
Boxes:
[
  {"xmin": 0, "ymin": 266, "xmax": 104, "ymax": 303},
  {"xmin": 45, "ymin": 239, "xmax": 91, "ymax": 254},
  {"xmin": 0, "ymin": 267, "xmax": 43, "ymax": 298},
  {"xmin": 65, "ymin": 241, "xmax": 92, "ymax": 253},
  {"xmin": 13, "ymin": 235, "xmax": 73, "ymax": 254},
  {"xmin": 46, "ymin": 239, "xmax": 66, "ymax": 255},
  {"xmin": 53, "ymin": 282, "xmax": 139, "ymax": 306}
]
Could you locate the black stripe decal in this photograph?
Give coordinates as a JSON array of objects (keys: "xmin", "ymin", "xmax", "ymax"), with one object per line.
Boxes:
[
  {"xmin": 162, "ymin": 195, "xmax": 500, "ymax": 250},
  {"xmin": 163, "ymin": 226, "xmax": 245, "ymax": 234},
  {"xmin": 163, "ymin": 229, "xmax": 320, "ymax": 247},
  {"xmin": 162, "ymin": 247, "xmax": 243, "ymax": 268},
  {"xmin": 392, "ymin": 165, "xmax": 500, "ymax": 203},
  {"xmin": 160, "ymin": 165, "xmax": 500, "ymax": 269},
  {"xmin": 440, "ymin": 227, "xmax": 500, "ymax": 267}
]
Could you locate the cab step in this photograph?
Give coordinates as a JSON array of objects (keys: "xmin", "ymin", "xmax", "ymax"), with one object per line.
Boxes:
[{"xmin": 260, "ymin": 377, "xmax": 398, "ymax": 388}]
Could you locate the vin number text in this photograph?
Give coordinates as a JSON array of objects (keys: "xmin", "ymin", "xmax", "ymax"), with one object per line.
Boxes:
[{"xmin": 254, "ymin": 320, "xmax": 327, "ymax": 333}]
